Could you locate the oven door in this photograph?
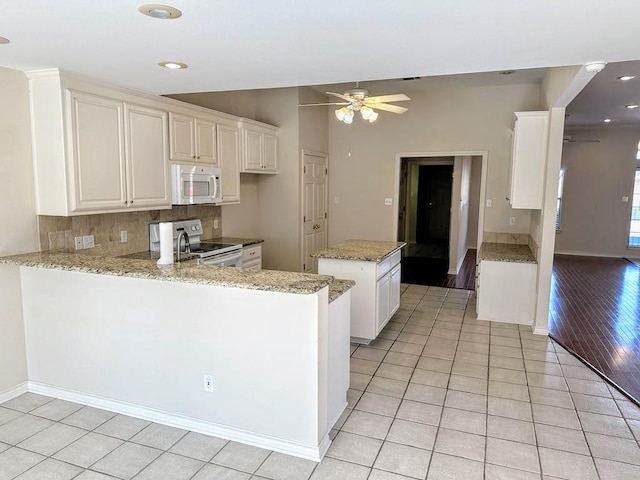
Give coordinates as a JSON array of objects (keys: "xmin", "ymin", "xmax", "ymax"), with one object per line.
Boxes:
[{"xmin": 198, "ymin": 250, "xmax": 243, "ymax": 268}]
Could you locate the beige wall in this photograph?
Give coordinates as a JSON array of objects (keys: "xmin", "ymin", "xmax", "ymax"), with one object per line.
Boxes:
[
  {"xmin": 555, "ymin": 126, "xmax": 640, "ymax": 257},
  {"xmin": 450, "ymin": 156, "xmax": 472, "ymax": 273},
  {"xmin": 0, "ymin": 68, "xmax": 35, "ymax": 393},
  {"xmin": 166, "ymin": 90, "xmax": 259, "ymax": 119},
  {"xmin": 327, "ymin": 83, "xmax": 542, "ymax": 245},
  {"xmin": 221, "ymin": 175, "xmax": 260, "ymax": 238}
]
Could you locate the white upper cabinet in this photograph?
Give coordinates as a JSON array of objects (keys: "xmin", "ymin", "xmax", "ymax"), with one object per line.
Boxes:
[
  {"xmin": 169, "ymin": 112, "xmax": 217, "ymax": 165},
  {"xmin": 28, "ymin": 70, "xmax": 171, "ymax": 216},
  {"xmin": 68, "ymin": 91, "xmax": 127, "ymax": 211},
  {"xmin": 217, "ymin": 120, "xmax": 241, "ymax": 204},
  {"xmin": 508, "ymin": 111, "xmax": 549, "ymax": 209},
  {"xmin": 124, "ymin": 104, "xmax": 170, "ymax": 208},
  {"xmin": 239, "ymin": 119, "xmax": 279, "ymax": 174}
]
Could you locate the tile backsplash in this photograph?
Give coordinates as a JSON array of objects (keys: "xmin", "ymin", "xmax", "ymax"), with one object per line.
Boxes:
[{"xmin": 38, "ymin": 206, "xmax": 222, "ymax": 256}]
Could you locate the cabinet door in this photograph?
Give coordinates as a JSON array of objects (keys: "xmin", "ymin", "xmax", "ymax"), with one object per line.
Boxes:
[
  {"xmin": 125, "ymin": 104, "xmax": 170, "ymax": 209},
  {"xmin": 376, "ymin": 273, "xmax": 391, "ymax": 334},
  {"xmin": 243, "ymin": 129, "xmax": 263, "ymax": 172},
  {"xmin": 68, "ymin": 91, "xmax": 126, "ymax": 211},
  {"xmin": 169, "ymin": 112, "xmax": 195, "ymax": 162},
  {"xmin": 389, "ymin": 264, "xmax": 401, "ymax": 317},
  {"xmin": 262, "ymin": 133, "xmax": 278, "ymax": 172},
  {"xmin": 217, "ymin": 123, "xmax": 241, "ymax": 204},
  {"xmin": 195, "ymin": 118, "xmax": 217, "ymax": 165}
]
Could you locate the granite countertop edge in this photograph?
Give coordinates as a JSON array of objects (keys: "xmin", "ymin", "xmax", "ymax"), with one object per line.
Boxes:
[
  {"xmin": 313, "ymin": 240, "xmax": 407, "ymax": 262},
  {"xmin": 0, "ymin": 252, "xmax": 333, "ymax": 295},
  {"xmin": 205, "ymin": 237, "xmax": 264, "ymax": 247},
  {"xmin": 479, "ymin": 242, "xmax": 537, "ymax": 264},
  {"xmin": 328, "ymin": 279, "xmax": 356, "ymax": 303}
]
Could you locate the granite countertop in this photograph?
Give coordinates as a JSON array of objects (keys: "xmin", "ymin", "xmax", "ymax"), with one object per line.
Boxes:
[
  {"xmin": 328, "ymin": 279, "xmax": 356, "ymax": 303},
  {"xmin": 204, "ymin": 237, "xmax": 264, "ymax": 247},
  {"xmin": 0, "ymin": 251, "xmax": 333, "ymax": 295},
  {"xmin": 313, "ymin": 240, "xmax": 406, "ymax": 262},
  {"xmin": 479, "ymin": 242, "xmax": 537, "ymax": 264}
]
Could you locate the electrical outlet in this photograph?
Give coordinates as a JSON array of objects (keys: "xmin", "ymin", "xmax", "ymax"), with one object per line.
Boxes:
[
  {"xmin": 384, "ymin": 198, "xmax": 393, "ymax": 206},
  {"xmin": 213, "ymin": 219, "xmax": 219, "ymax": 229},
  {"xmin": 120, "ymin": 230, "xmax": 128, "ymax": 243},
  {"xmin": 486, "ymin": 199, "xmax": 492, "ymax": 208},
  {"xmin": 203, "ymin": 374, "xmax": 214, "ymax": 392},
  {"xmin": 622, "ymin": 196, "xmax": 629, "ymax": 203},
  {"xmin": 82, "ymin": 235, "xmax": 95, "ymax": 249},
  {"xmin": 74, "ymin": 236, "xmax": 83, "ymax": 250},
  {"xmin": 509, "ymin": 217, "xmax": 516, "ymax": 226}
]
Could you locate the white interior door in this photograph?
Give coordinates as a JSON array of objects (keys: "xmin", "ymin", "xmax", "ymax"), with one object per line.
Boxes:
[{"xmin": 302, "ymin": 151, "xmax": 328, "ymax": 273}]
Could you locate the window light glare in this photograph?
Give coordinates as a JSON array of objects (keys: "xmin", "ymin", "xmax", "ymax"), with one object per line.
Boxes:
[
  {"xmin": 159, "ymin": 61, "xmax": 188, "ymax": 69},
  {"xmin": 626, "ymin": 104, "xmax": 639, "ymax": 109},
  {"xmin": 617, "ymin": 75, "xmax": 635, "ymax": 81}
]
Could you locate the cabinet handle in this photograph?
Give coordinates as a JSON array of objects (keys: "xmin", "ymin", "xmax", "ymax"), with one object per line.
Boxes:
[
  {"xmin": 192, "ymin": 155, "xmax": 196, "ymax": 159},
  {"xmin": 130, "ymin": 200, "xmax": 133, "ymax": 204},
  {"xmin": 124, "ymin": 201, "xmax": 127, "ymax": 205},
  {"xmin": 197, "ymin": 156, "xmax": 200, "ymax": 159}
]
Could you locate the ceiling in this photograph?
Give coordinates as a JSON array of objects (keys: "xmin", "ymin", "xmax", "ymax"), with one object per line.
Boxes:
[
  {"xmin": 566, "ymin": 60, "xmax": 640, "ymax": 126},
  {"xmin": 1, "ymin": 1, "xmax": 640, "ymax": 96}
]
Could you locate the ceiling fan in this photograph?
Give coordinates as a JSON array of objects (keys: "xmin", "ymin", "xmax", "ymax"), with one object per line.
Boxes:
[
  {"xmin": 563, "ymin": 136, "xmax": 600, "ymax": 144},
  {"xmin": 300, "ymin": 83, "xmax": 410, "ymax": 124}
]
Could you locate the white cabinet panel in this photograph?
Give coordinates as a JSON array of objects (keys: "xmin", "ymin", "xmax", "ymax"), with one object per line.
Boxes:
[
  {"xmin": 68, "ymin": 91, "xmax": 127, "ymax": 211},
  {"xmin": 389, "ymin": 264, "xmax": 401, "ymax": 318},
  {"xmin": 169, "ymin": 112, "xmax": 217, "ymax": 165},
  {"xmin": 217, "ymin": 122, "xmax": 241, "ymax": 204},
  {"xmin": 195, "ymin": 118, "xmax": 217, "ymax": 165},
  {"xmin": 125, "ymin": 104, "xmax": 170, "ymax": 208},
  {"xmin": 477, "ymin": 260, "xmax": 536, "ymax": 324},
  {"xmin": 509, "ymin": 111, "xmax": 548, "ymax": 209},
  {"xmin": 376, "ymin": 273, "xmax": 391, "ymax": 334},
  {"xmin": 240, "ymin": 119, "xmax": 279, "ymax": 174},
  {"xmin": 242, "ymin": 244, "xmax": 262, "ymax": 270}
]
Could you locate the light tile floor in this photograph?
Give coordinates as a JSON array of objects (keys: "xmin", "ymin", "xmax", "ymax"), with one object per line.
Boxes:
[{"xmin": 1, "ymin": 284, "xmax": 640, "ymax": 479}]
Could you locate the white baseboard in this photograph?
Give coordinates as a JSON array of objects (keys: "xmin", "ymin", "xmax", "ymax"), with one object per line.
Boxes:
[
  {"xmin": 533, "ymin": 326, "xmax": 549, "ymax": 336},
  {"xmin": 0, "ymin": 381, "xmax": 28, "ymax": 404},
  {"xmin": 554, "ymin": 250, "xmax": 622, "ymax": 258},
  {"xmin": 28, "ymin": 382, "xmax": 327, "ymax": 462}
]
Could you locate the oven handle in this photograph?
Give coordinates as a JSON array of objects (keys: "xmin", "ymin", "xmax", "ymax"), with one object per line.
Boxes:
[{"xmin": 198, "ymin": 250, "xmax": 243, "ymax": 266}]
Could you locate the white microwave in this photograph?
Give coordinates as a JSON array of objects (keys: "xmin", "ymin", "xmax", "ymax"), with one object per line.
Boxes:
[{"xmin": 171, "ymin": 164, "xmax": 222, "ymax": 205}]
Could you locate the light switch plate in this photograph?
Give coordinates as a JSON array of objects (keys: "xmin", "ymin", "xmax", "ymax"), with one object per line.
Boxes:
[
  {"xmin": 120, "ymin": 230, "xmax": 127, "ymax": 243},
  {"xmin": 509, "ymin": 217, "xmax": 516, "ymax": 226},
  {"xmin": 486, "ymin": 199, "xmax": 492, "ymax": 207},
  {"xmin": 384, "ymin": 198, "xmax": 393, "ymax": 206},
  {"xmin": 213, "ymin": 219, "xmax": 219, "ymax": 229}
]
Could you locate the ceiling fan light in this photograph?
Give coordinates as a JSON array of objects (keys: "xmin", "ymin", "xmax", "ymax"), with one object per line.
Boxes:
[
  {"xmin": 368, "ymin": 111, "xmax": 379, "ymax": 123},
  {"xmin": 361, "ymin": 106, "xmax": 373, "ymax": 120},
  {"xmin": 343, "ymin": 110, "xmax": 354, "ymax": 124},
  {"xmin": 335, "ymin": 108, "xmax": 346, "ymax": 121}
]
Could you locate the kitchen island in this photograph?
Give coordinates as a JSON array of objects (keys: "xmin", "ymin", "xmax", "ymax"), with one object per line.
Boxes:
[
  {"xmin": 315, "ymin": 240, "xmax": 406, "ymax": 343},
  {"xmin": 0, "ymin": 252, "xmax": 354, "ymax": 461}
]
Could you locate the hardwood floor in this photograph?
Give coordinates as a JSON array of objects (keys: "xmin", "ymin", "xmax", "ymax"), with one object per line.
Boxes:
[
  {"xmin": 401, "ymin": 247, "xmax": 476, "ymax": 290},
  {"xmin": 550, "ymin": 254, "xmax": 640, "ymax": 404}
]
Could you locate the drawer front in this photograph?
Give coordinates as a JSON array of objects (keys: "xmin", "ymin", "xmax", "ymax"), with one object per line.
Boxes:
[
  {"xmin": 242, "ymin": 244, "xmax": 262, "ymax": 262},
  {"xmin": 243, "ymin": 258, "xmax": 262, "ymax": 270},
  {"xmin": 377, "ymin": 249, "xmax": 401, "ymax": 279}
]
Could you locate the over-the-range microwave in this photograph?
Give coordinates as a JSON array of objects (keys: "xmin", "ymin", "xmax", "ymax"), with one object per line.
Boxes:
[{"xmin": 171, "ymin": 164, "xmax": 222, "ymax": 205}]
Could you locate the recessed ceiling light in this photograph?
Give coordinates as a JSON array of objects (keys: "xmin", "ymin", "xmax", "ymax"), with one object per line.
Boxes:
[
  {"xmin": 617, "ymin": 75, "xmax": 635, "ymax": 81},
  {"xmin": 158, "ymin": 61, "xmax": 188, "ymax": 70},
  {"xmin": 603, "ymin": 118, "xmax": 612, "ymax": 123},
  {"xmin": 500, "ymin": 70, "xmax": 516, "ymax": 75},
  {"xmin": 0, "ymin": 37, "xmax": 10, "ymax": 44},
  {"xmin": 138, "ymin": 4, "xmax": 182, "ymax": 19},
  {"xmin": 626, "ymin": 104, "xmax": 638, "ymax": 109}
]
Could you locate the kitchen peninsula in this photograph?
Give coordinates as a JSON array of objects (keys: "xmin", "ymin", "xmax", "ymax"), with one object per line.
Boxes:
[
  {"xmin": 315, "ymin": 240, "xmax": 405, "ymax": 343},
  {"xmin": 0, "ymin": 252, "xmax": 354, "ymax": 461}
]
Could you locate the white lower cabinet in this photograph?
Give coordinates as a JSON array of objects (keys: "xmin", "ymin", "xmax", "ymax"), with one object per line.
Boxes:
[
  {"xmin": 242, "ymin": 244, "xmax": 262, "ymax": 270},
  {"xmin": 318, "ymin": 249, "xmax": 402, "ymax": 343},
  {"xmin": 476, "ymin": 260, "xmax": 537, "ymax": 325}
]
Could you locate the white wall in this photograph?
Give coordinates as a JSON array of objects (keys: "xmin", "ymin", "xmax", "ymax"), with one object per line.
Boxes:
[
  {"xmin": 327, "ymin": 83, "xmax": 542, "ymax": 245},
  {"xmin": 0, "ymin": 67, "xmax": 36, "ymax": 395},
  {"xmin": 556, "ymin": 126, "xmax": 640, "ymax": 257},
  {"xmin": 451, "ymin": 156, "xmax": 472, "ymax": 272},
  {"xmin": 467, "ymin": 156, "xmax": 483, "ymax": 248}
]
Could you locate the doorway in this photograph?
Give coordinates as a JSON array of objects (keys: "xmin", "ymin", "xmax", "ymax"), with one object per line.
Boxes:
[
  {"xmin": 399, "ymin": 158, "xmax": 453, "ymax": 285},
  {"xmin": 301, "ymin": 150, "xmax": 328, "ymax": 273},
  {"xmin": 397, "ymin": 154, "xmax": 483, "ymax": 288}
]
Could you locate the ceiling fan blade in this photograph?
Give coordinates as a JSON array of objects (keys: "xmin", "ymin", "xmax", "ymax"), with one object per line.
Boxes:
[
  {"xmin": 326, "ymin": 92, "xmax": 353, "ymax": 102},
  {"xmin": 299, "ymin": 102, "xmax": 349, "ymax": 107},
  {"xmin": 368, "ymin": 103, "xmax": 408, "ymax": 114},
  {"xmin": 365, "ymin": 94, "xmax": 411, "ymax": 103}
]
